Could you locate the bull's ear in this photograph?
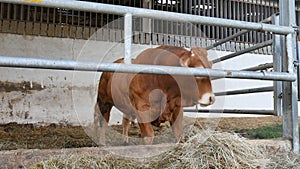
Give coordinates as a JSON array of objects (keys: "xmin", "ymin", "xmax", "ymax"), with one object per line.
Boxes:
[
  {"xmin": 191, "ymin": 47, "xmax": 207, "ymax": 57},
  {"xmin": 191, "ymin": 47, "xmax": 211, "ymax": 68}
]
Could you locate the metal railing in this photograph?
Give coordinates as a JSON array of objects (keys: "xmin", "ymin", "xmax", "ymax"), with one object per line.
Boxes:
[{"xmin": 0, "ymin": 55, "xmax": 295, "ymax": 81}]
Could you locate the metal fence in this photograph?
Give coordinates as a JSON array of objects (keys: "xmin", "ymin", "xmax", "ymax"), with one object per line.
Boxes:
[{"xmin": 1, "ymin": 0, "xmax": 300, "ymax": 54}]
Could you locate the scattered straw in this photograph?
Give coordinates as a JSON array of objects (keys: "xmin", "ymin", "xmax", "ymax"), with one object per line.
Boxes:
[
  {"xmin": 32, "ymin": 154, "xmax": 142, "ymax": 169},
  {"xmin": 267, "ymin": 153, "xmax": 300, "ymax": 169},
  {"xmin": 31, "ymin": 123, "xmax": 300, "ymax": 169}
]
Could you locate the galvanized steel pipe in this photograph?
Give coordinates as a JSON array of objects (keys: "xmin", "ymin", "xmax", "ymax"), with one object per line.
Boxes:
[
  {"xmin": 212, "ymin": 40, "xmax": 273, "ymax": 64},
  {"xmin": 242, "ymin": 63, "xmax": 273, "ymax": 71},
  {"xmin": 205, "ymin": 16, "xmax": 273, "ymax": 50},
  {"xmin": 0, "ymin": 0, "xmax": 294, "ymax": 35},
  {"xmin": 215, "ymin": 86, "xmax": 273, "ymax": 96},
  {"xmin": 184, "ymin": 109, "xmax": 274, "ymax": 115},
  {"xmin": 0, "ymin": 56, "xmax": 296, "ymax": 82},
  {"xmin": 124, "ymin": 13, "xmax": 132, "ymax": 64}
]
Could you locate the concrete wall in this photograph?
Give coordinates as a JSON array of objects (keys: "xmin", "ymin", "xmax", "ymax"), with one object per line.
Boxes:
[
  {"xmin": 0, "ymin": 33, "xmax": 151, "ymax": 125},
  {"xmin": 0, "ymin": 33, "xmax": 274, "ymax": 126}
]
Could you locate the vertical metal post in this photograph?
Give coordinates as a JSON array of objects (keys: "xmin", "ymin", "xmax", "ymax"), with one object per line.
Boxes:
[
  {"xmin": 142, "ymin": 0, "xmax": 152, "ymax": 45},
  {"xmin": 286, "ymin": 33, "xmax": 299, "ymax": 154},
  {"xmin": 142, "ymin": 0, "xmax": 151, "ymax": 30},
  {"xmin": 124, "ymin": 13, "xmax": 132, "ymax": 64},
  {"xmin": 298, "ymin": 41, "xmax": 300, "ymax": 99},
  {"xmin": 280, "ymin": 0, "xmax": 299, "ymax": 153},
  {"xmin": 272, "ymin": 14, "xmax": 283, "ymax": 116}
]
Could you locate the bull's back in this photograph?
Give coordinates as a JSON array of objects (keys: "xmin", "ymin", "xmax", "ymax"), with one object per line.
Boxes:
[{"xmin": 133, "ymin": 46, "xmax": 189, "ymax": 66}]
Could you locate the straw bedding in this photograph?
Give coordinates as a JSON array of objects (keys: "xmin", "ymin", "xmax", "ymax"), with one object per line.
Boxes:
[{"xmin": 31, "ymin": 123, "xmax": 300, "ymax": 169}]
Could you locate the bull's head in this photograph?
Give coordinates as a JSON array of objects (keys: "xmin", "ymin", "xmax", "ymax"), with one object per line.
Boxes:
[{"xmin": 179, "ymin": 47, "xmax": 215, "ymax": 107}]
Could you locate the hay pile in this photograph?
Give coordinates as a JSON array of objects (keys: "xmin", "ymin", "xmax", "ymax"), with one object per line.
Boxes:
[
  {"xmin": 32, "ymin": 123, "xmax": 278, "ymax": 169},
  {"xmin": 148, "ymin": 126, "xmax": 267, "ymax": 169},
  {"xmin": 155, "ymin": 127, "xmax": 300, "ymax": 169}
]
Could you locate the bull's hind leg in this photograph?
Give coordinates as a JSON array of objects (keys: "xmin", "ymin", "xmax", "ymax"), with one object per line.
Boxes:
[
  {"xmin": 170, "ymin": 107, "xmax": 184, "ymax": 142},
  {"xmin": 94, "ymin": 101, "xmax": 112, "ymax": 146},
  {"xmin": 122, "ymin": 115, "xmax": 131, "ymax": 144},
  {"xmin": 135, "ymin": 109, "xmax": 155, "ymax": 145}
]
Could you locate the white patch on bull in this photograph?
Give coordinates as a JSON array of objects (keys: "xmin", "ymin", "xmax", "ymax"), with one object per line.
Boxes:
[
  {"xmin": 191, "ymin": 51, "xmax": 195, "ymax": 57},
  {"xmin": 198, "ymin": 93, "xmax": 215, "ymax": 106},
  {"xmin": 184, "ymin": 47, "xmax": 191, "ymax": 51}
]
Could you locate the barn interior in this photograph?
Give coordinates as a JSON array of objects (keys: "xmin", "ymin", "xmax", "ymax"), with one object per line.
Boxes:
[{"xmin": 0, "ymin": 0, "xmax": 300, "ymax": 167}]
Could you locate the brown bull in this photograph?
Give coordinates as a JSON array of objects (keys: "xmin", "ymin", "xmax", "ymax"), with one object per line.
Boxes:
[{"xmin": 94, "ymin": 45, "xmax": 215, "ymax": 145}]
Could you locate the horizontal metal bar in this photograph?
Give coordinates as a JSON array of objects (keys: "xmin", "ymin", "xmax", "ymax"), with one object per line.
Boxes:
[
  {"xmin": 206, "ymin": 29, "xmax": 250, "ymax": 50},
  {"xmin": 215, "ymin": 86, "xmax": 273, "ymax": 96},
  {"xmin": 184, "ymin": 109, "xmax": 274, "ymax": 115},
  {"xmin": 0, "ymin": 0, "xmax": 294, "ymax": 35},
  {"xmin": 242, "ymin": 63, "xmax": 273, "ymax": 71},
  {"xmin": 0, "ymin": 56, "xmax": 296, "ymax": 82},
  {"xmin": 212, "ymin": 40, "xmax": 273, "ymax": 64},
  {"xmin": 205, "ymin": 16, "xmax": 273, "ymax": 50}
]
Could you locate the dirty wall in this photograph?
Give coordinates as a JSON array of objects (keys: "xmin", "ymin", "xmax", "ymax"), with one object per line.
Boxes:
[{"xmin": 0, "ymin": 33, "xmax": 151, "ymax": 125}]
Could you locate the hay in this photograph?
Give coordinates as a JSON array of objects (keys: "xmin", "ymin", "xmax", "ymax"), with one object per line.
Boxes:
[
  {"xmin": 32, "ymin": 154, "xmax": 142, "ymax": 169},
  {"xmin": 147, "ymin": 124, "xmax": 268, "ymax": 169},
  {"xmin": 32, "ymin": 123, "xmax": 274, "ymax": 169},
  {"xmin": 267, "ymin": 153, "xmax": 300, "ymax": 169}
]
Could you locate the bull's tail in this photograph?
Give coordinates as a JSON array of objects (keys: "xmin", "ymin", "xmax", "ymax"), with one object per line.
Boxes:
[
  {"xmin": 94, "ymin": 98, "xmax": 112, "ymax": 146},
  {"xmin": 93, "ymin": 102, "xmax": 101, "ymax": 144},
  {"xmin": 93, "ymin": 102, "xmax": 101, "ymax": 129}
]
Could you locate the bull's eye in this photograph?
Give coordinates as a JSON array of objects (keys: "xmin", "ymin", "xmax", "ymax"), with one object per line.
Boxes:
[
  {"xmin": 190, "ymin": 64, "xmax": 204, "ymax": 68},
  {"xmin": 188, "ymin": 59, "xmax": 204, "ymax": 68},
  {"xmin": 188, "ymin": 62, "xmax": 203, "ymax": 68}
]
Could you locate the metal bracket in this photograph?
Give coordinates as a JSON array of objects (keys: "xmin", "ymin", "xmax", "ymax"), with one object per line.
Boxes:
[
  {"xmin": 293, "ymin": 60, "xmax": 299, "ymax": 67},
  {"xmin": 278, "ymin": 93, "xmax": 283, "ymax": 99},
  {"xmin": 292, "ymin": 25, "xmax": 299, "ymax": 32}
]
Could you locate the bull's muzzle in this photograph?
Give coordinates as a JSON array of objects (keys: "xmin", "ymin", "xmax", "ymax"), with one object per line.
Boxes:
[{"xmin": 198, "ymin": 93, "xmax": 215, "ymax": 107}]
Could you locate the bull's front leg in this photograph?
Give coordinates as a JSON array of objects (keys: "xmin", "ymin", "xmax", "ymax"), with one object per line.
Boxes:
[
  {"xmin": 170, "ymin": 106, "xmax": 184, "ymax": 142},
  {"xmin": 138, "ymin": 122, "xmax": 154, "ymax": 145}
]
